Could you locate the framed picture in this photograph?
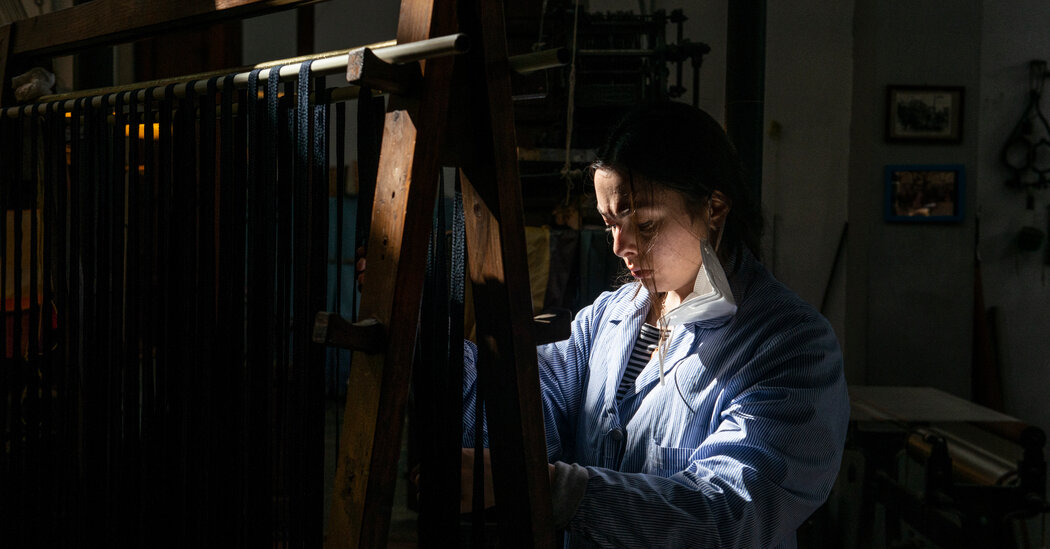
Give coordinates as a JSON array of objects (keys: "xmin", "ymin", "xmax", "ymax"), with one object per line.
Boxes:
[
  {"xmin": 884, "ymin": 164, "xmax": 965, "ymax": 222},
  {"xmin": 886, "ymin": 85, "xmax": 964, "ymax": 143}
]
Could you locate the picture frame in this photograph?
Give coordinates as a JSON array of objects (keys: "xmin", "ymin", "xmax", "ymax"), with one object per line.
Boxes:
[
  {"xmin": 884, "ymin": 164, "xmax": 965, "ymax": 223},
  {"xmin": 886, "ymin": 85, "xmax": 964, "ymax": 143}
]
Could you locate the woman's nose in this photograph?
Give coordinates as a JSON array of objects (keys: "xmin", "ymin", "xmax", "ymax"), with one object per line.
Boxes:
[{"xmin": 612, "ymin": 227, "xmax": 636, "ymax": 258}]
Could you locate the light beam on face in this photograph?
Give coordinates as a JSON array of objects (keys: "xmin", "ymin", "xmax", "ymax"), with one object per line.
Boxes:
[{"xmin": 593, "ymin": 168, "xmax": 708, "ymax": 303}]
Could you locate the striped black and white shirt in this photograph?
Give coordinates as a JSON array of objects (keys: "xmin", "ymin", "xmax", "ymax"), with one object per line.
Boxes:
[{"xmin": 615, "ymin": 323, "xmax": 662, "ymax": 401}]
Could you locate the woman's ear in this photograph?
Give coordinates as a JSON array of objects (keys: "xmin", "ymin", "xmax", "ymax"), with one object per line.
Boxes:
[{"xmin": 707, "ymin": 190, "xmax": 732, "ymax": 231}]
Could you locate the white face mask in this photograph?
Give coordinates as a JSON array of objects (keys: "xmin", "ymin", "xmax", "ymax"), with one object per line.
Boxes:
[{"xmin": 660, "ymin": 239, "xmax": 737, "ymax": 326}]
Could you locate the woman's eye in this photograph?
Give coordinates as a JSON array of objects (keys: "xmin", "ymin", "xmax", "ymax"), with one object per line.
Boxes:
[{"xmin": 638, "ymin": 221, "xmax": 655, "ymax": 233}]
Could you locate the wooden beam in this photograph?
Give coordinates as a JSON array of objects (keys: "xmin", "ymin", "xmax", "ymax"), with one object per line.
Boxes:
[
  {"xmin": 0, "ymin": 25, "xmax": 12, "ymax": 108},
  {"xmin": 5, "ymin": 0, "xmax": 320, "ymax": 60},
  {"xmin": 132, "ymin": 20, "xmax": 243, "ymax": 82}
]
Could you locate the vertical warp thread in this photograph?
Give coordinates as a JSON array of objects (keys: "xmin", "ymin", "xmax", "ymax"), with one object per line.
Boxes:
[
  {"xmin": 43, "ymin": 100, "xmax": 66, "ymax": 548},
  {"xmin": 157, "ymin": 83, "xmax": 177, "ymax": 547},
  {"xmin": 217, "ymin": 72, "xmax": 248, "ymax": 547},
  {"xmin": 275, "ymin": 75, "xmax": 295, "ymax": 545},
  {"xmin": 123, "ymin": 87, "xmax": 143, "ymax": 548},
  {"xmin": 198, "ymin": 76, "xmax": 219, "ymax": 543},
  {"xmin": 139, "ymin": 86, "xmax": 159, "ymax": 547},
  {"xmin": 0, "ymin": 107, "xmax": 8, "ymax": 544},
  {"xmin": 0, "ymin": 106, "xmax": 8, "ymax": 543},
  {"xmin": 11, "ymin": 108, "xmax": 26, "ymax": 514},
  {"xmin": 309, "ymin": 74, "xmax": 329, "ymax": 547},
  {"xmin": 291, "ymin": 60, "xmax": 312, "ymax": 547},
  {"xmin": 244, "ymin": 67, "xmax": 267, "ymax": 546}
]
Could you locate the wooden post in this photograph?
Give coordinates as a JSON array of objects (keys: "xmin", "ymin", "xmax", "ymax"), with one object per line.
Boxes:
[
  {"xmin": 457, "ymin": 0, "xmax": 556, "ymax": 545},
  {"xmin": 324, "ymin": 1, "xmax": 456, "ymax": 547}
]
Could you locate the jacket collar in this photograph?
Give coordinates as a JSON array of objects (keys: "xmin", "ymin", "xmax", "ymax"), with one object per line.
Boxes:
[{"xmin": 605, "ymin": 247, "xmax": 758, "ymax": 332}]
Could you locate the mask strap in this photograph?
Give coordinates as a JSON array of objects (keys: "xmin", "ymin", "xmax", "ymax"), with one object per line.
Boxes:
[
  {"xmin": 714, "ymin": 217, "xmax": 726, "ymax": 252},
  {"xmin": 708, "ymin": 200, "xmax": 727, "ymax": 253}
]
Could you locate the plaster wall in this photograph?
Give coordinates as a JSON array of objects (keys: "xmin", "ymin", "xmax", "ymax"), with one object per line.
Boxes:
[{"xmin": 977, "ymin": 0, "xmax": 1050, "ymax": 445}]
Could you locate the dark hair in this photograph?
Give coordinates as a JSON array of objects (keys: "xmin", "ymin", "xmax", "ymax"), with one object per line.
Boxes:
[{"xmin": 591, "ymin": 101, "xmax": 764, "ymax": 265}]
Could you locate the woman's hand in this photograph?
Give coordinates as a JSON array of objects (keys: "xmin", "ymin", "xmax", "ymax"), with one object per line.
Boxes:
[
  {"xmin": 460, "ymin": 448, "xmax": 495, "ymax": 514},
  {"xmin": 355, "ymin": 246, "xmax": 366, "ymax": 288}
]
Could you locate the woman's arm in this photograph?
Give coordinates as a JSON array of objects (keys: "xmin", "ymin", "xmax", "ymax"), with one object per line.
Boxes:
[
  {"xmin": 461, "ymin": 294, "xmax": 604, "ymax": 459},
  {"xmin": 566, "ymin": 317, "xmax": 849, "ymax": 548}
]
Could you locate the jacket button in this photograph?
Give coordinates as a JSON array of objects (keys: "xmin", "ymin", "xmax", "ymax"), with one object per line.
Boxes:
[{"xmin": 610, "ymin": 428, "xmax": 624, "ymax": 442}]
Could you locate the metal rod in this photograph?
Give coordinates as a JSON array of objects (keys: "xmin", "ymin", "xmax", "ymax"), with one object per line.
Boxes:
[
  {"xmin": 9, "ymin": 37, "xmax": 567, "ymax": 119},
  {"xmin": 509, "ymin": 48, "xmax": 568, "ymax": 74},
  {"xmin": 577, "ymin": 48, "xmax": 656, "ymax": 56},
  {"xmin": 375, "ymin": 33, "xmax": 468, "ymax": 64},
  {"xmin": 5, "ymin": 33, "xmax": 469, "ymax": 117}
]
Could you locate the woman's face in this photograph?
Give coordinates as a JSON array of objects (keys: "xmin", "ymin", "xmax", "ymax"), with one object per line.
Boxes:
[{"xmin": 594, "ymin": 168, "xmax": 707, "ymax": 299}]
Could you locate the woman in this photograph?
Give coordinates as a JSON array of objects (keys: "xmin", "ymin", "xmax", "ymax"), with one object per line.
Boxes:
[{"xmin": 463, "ymin": 101, "xmax": 849, "ymax": 548}]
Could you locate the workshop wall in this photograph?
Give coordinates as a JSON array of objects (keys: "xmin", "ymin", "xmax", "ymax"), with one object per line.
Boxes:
[
  {"xmin": 846, "ymin": 1, "xmax": 982, "ymax": 397},
  {"xmin": 976, "ymin": 1, "xmax": 1050, "ymax": 449},
  {"xmin": 762, "ymin": 0, "xmax": 853, "ymax": 373}
]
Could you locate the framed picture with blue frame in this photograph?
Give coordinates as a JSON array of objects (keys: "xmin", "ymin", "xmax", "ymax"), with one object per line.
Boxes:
[{"xmin": 884, "ymin": 164, "xmax": 965, "ymax": 223}]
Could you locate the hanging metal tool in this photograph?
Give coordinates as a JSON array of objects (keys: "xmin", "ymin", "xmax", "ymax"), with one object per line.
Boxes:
[{"xmin": 1000, "ymin": 60, "xmax": 1050, "ymax": 191}]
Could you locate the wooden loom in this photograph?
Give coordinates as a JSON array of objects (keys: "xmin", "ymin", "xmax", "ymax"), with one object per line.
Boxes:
[{"xmin": 0, "ymin": 0, "xmax": 556, "ymax": 547}]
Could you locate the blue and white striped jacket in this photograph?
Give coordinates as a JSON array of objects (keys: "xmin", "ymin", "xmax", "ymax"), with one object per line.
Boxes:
[{"xmin": 464, "ymin": 249, "xmax": 849, "ymax": 548}]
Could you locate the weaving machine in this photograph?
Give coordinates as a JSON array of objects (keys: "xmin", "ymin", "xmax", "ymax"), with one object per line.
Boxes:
[
  {"xmin": 0, "ymin": 0, "xmax": 560, "ymax": 547},
  {"xmin": 842, "ymin": 386, "xmax": 1048, "ymax": 548}
]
